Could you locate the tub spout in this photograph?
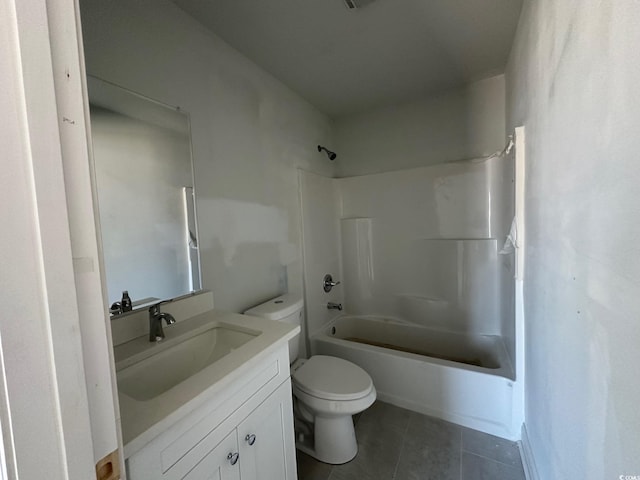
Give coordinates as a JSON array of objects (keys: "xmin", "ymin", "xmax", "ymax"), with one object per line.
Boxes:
[{"xmin": 327, "ymin": 302, "xmax": 343, "ymax": 311}]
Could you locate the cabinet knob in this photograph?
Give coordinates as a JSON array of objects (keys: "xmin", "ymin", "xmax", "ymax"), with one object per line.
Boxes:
[
  {"xmin": 245, "ymin": 433, "xmax": 257, "ymax": 446},
  {"xmin": 227, "ymin": 452, "xmax": 239, "ymax": 466}
]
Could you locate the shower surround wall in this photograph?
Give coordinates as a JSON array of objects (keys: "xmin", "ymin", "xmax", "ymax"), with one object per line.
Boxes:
[
  {"xmin": 338, "ymin": 157, "xmax": 512, "ymax": 340},
  {"xmin": 300, "ymin": 153, "xmax": 515, "ymax": 367}
]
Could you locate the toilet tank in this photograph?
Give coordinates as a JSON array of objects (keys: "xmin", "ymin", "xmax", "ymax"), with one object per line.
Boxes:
[{"xmin": 243, "ymin": 294, "xmax": 304, "ymax": 362}]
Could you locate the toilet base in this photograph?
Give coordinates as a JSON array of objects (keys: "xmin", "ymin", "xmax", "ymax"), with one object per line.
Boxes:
[{"xmin": 296, "ymin": 415, "xmax": 358, "ymax": 465}]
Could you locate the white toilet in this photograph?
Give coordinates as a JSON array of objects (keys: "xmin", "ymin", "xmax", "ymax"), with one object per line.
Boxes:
[{"xmin": 244, "ymin": 294, "xmax": 376, "ymax": 464}]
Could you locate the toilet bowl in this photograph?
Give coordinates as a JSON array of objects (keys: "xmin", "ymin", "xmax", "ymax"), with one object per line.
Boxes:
[
  {"xmin": 244, "ymin": 295, "xmax": 377, "ymax": 464},
  {"xmin": 291, "ymin": 356, "xmax": 376, "ymax": 464}
]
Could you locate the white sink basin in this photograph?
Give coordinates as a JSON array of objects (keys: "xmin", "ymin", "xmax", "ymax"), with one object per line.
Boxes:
[
  {"xmin": 117, "ymin": 325, "xmax": 258, "ymax": 401},
  {"xmin": 114, "ymin": 309, "xmax": 299, "ymax": 452}
]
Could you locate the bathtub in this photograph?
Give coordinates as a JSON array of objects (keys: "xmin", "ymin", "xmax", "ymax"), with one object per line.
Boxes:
[{"xmin": 311, "ymin": 315, "xmax": 519, "ymax": 439}]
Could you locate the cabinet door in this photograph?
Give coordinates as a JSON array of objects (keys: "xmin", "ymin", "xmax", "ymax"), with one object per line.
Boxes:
[
  {"xmin": 237, "ymin": 379, "xmax": 297, "ymax": 480},
  {"xmin": 182, "ymin": 429, "xmax": 241, "ymax": 480}
]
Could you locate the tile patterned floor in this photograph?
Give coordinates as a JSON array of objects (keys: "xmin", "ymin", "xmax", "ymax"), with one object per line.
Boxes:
[{"xmin": 296, "ymin": 401, "xmax": 526, "ymax": 480}]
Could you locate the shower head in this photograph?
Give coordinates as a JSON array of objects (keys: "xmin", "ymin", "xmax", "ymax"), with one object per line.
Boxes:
[{"xmin": 318, "ymin": 145, "xmax": 337, "ymax": 161}]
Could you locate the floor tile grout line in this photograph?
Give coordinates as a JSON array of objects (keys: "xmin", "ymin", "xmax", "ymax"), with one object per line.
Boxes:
[
  {"xmin": 462, "ymin": 451, "xmax": 524, "ymax": 472},
  {"xmin": 460, "ymin": 428, "xmax": 524, "ymax": 471},
  {"xmin": 390, "ymin": 413, "xmax": 412, "ymax": 480},
  {"xmin": 460, "ymin": 446, "xmax": 523, "ymax": 469}
]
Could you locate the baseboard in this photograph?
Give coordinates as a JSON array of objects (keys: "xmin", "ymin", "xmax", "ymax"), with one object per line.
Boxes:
[{"xmin": 519, "ymin": 423, "xmax": 540, "ymax": 480}]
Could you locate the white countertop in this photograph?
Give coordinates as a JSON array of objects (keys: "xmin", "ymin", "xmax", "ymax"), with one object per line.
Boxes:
[{"xmin": 114, "ymin": 309, "xmax": 298, "ymax": 456}]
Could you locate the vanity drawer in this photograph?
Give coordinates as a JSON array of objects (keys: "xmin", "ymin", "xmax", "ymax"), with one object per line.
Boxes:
[{"xmin": 126, "ymin": 347, "xmax": 289, "ymax": 479}]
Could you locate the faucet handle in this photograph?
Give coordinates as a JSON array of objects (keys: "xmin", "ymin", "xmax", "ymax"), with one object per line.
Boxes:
[
  {"xmin": 110, "ymin": 301, "xmax": 123, "ymax": 315},
  {"xmin": 149, "ymin": 298, "xmax": 172, "ymax": 314},
  {"xmin": 323, "ymin": 274, "xmax": 341, "ymax": 292}
]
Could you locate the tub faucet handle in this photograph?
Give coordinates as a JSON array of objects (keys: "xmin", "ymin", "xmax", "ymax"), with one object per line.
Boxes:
[
  {"xmin": 327, "ymin": 302, "xmax": 343, "ymax": 311},
  {"xmin": 323, "ymin": 274, "xmax": 341, "ymax": 292}
]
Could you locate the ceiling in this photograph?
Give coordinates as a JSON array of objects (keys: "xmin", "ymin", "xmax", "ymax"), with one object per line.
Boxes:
[{"xmin": 172, "ymin": 0, "xmax": 523, "ymax": 118}]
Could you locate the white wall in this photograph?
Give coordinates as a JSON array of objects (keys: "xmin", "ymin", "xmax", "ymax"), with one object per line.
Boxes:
[
  {"xmin": 79, "ymin": 0, "xmax": 335, "ymax": 313},
  {"xmin": 333, "ymin": 75, "xmax": 506, "ymax": 177},
  {"xmin": 506, "ymin": 0, "xmax": 640, "ymax": 477}
]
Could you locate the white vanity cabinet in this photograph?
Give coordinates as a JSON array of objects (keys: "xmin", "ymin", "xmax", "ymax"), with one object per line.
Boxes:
[
  {"xmin": 182, "ymin": 381, "xmax": 294, "ymax": 480},
  {"xmin": 236, "ymin": 379, "xmax": 293, "ymax": 480},
  {"xmin": 125, "ymin": 345, "xmax": 297, "ymax": 480}
]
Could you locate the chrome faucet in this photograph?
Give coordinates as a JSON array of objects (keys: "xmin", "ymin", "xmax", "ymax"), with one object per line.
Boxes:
[
  {"xmin": 149, "ymin": 302, "xmax": 176, "ymax": 342},
  {"xmin": 327, "ymin": 302, "xmax": 343, "ymax": 311}
]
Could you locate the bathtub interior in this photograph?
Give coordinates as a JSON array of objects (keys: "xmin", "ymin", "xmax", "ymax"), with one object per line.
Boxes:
[{"xmin": 322, "ymin": 315, "xmax": 513, "ymax": 379}]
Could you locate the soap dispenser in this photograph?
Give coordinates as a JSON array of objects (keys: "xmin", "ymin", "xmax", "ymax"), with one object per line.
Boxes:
[{"xmin": 121, "ymin": 290, "xmax": 133, "ymax": 312}]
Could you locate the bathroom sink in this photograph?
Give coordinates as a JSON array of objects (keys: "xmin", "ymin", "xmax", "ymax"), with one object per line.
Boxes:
[
  {"xmin": 113, "ymin": 309, "xmax": 300, "ymax": 452},
  {"xmin": 117, "ymin": 325, "xmax": 258, "ymax": 401}
]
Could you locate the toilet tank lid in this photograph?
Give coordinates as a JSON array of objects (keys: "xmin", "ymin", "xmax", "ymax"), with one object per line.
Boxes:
[{"xmin": 243, "ymin": 294, "xmax": 303, "ymax": 320}]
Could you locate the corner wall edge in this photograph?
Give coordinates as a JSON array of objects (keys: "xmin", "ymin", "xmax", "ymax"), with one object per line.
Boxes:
[{"xmin": 518, "ymin": 423, "xmax": 540, "ymax": 480}]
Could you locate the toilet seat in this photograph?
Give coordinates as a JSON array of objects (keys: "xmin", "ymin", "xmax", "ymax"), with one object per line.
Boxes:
[{"xmin": 292, "ymin": 355, "xmax": 373, "ymax": 401}]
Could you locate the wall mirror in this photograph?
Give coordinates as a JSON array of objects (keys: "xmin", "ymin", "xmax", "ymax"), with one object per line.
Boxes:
[{"xmin": 87, "ymin": 76, "xmax": 202, "ymax": 314}]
